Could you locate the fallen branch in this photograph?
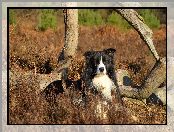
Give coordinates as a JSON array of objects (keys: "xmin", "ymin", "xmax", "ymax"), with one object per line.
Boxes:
[
  {"xmin": 119, "ymin": 58, "xmax": 166, "ymax": 99},
  {"xmin": 39, "ymin": 57, "xmax": 166, "ymax": 100},
  {"xmin": 39, "ymin": 71, "xmax": 62, "ymax": 90}
]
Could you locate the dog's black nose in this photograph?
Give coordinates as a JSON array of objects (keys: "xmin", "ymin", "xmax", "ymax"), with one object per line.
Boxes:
[{"xmin": 99, "ymin": 67, "xmax": 104, "ymax": 72}]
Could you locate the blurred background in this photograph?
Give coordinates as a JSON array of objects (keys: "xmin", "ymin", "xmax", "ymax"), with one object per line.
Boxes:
[
  {"xmin": 9, "ymin": 9, "xmax": 166, "ymax": 85},
  {"xmin": 9, "ymin": 9, "xmax": 166, "ymax": 29}
]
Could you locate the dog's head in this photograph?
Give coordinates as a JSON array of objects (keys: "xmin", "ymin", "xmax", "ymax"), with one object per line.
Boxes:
[{"xmin": 84, "ymin": 48, "xmax": 116, "ymax": 76}]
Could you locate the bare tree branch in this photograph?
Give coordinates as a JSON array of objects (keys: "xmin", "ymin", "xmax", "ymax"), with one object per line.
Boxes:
[{"xmin": 115, "ymin": 9, "xmax": 160, "ymax": 61}]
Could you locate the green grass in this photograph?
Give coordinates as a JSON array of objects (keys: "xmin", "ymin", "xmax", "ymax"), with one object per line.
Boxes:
[
  {"xmin": 138, "ymin": 9, "xmax": 160, "ymax": 29},
  {"xmin": 107, "ymin": 12, "xmax": 131, "ymax": 30},
  {"xmin": 10, "ymin": 9, "xmax": 161, "ymax": 31},
  {"xmin": 79, "ymin": 9, "xmax": 104, "ymax": 26},
  {"xmin": 78, "ymin": 9, "xmax": 161, "ymax": 30},
  {"xmin": 37, "ymin": 9, "xmax": 57, "ymax": 31},
  {"xmin": 9, "ymin": 9, "xmax": 16, "ymax": 25}
]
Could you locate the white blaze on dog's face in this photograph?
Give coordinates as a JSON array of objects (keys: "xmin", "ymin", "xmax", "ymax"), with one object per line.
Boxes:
[
  {"xmin": 84, "ymin": 48, "xmax": 117, "ymax": 100},
  {"xmin": 97, "ymin": 56, "xmax": 107, "ymax": 75}
]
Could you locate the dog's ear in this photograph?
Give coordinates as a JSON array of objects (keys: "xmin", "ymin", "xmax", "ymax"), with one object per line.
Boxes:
[
  {"xmin": 104, "ymin": 48, "xmax": 116, "ymax": 57},
  {"xmin": 84, "ymin": 51, "xmax": 94, "ymax": 59}
]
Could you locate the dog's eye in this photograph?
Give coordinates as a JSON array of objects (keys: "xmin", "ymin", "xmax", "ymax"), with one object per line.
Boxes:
[
  {"xmin": 94, "ymin": 59, "xmax": 99, "ymax": 66},
  {"xmin": 96, "ymin": 59, "xmax": 100, "ymax": 64},
  {"xmin": 102, "ymin": 57, "xmax": 106, "ymax": 62}
]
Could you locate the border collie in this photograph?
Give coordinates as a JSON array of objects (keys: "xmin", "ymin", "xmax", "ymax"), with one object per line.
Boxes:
[
  {"xmin": 42, "ymin": 48, "xmax": 122, "ymax": 106},
  {"xmin": 82, "ymin": 48, "xmax": 122, "ymax": 103}
]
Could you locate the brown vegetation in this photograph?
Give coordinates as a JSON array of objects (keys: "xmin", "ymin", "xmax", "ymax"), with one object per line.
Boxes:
[{"xmin": 9, "ymin": 19, "xmax": 166, "ymax": 124}]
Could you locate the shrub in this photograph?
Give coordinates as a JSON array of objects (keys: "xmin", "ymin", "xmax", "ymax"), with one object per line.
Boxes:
[
  {"xmin": 37, "ymin": 9, "xmax": 57, "ymax": 31},
  {"xmin": 9, "ymin": 9, "xmax": 16, "ymax": 25},
  {"xmin": 138, "ymin": 9, "xmax": 160, "ymax": 29},
  {"xmin": 79, "ymin": 9, "xmax": 104, "ymax": 26},
  {"xmin": 107, "ymin": 12, "xmax": 131, "ymax": 30}
]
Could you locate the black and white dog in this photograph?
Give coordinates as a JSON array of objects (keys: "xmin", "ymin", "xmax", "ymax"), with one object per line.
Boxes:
[
  {"xmin": 82, "ymin": 48, "xmax": 122, "ymax": 103},
  {"xmin": 43, "ymin": 48, "xmax": 122, "ymax": 105}
]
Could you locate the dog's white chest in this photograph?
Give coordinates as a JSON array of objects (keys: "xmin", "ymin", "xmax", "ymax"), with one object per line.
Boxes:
[{"xmin": 92, "ymin": 75, "xmax": 114, "ymax": 100}]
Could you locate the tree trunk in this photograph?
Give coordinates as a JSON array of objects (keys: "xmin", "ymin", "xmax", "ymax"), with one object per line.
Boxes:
[
  {"xmin": 57, "ymin": 9, "xmax": 78, "ymax": 80},
  {"xmin": 38, "ymin": 9, "xmax": 78, "ymax": 89},
  {"xmin": 59, "ymin": 9, "xmax": 78, "ymax": 60}
]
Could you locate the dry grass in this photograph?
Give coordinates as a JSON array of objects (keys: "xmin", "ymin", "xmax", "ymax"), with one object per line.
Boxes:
[{"xmin": 9, "ymin": 19, "xmax": 166, "ymax": 124}]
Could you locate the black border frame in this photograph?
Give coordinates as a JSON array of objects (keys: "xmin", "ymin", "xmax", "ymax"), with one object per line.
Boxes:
[{"xmin": 7, "ymin": 7, "xmax": 167, "ymax": 125}]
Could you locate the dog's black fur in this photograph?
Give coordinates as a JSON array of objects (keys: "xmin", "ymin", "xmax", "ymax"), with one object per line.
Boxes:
[
  {"xmin": 82, "ymin": 48, "xmax": 116, "ymax": 88},
  {"xmin": 42, "ymin": 48, "xmax": 122, "ymax": 104},
  {"xmin": 82, "ymin": 48, "xmax": 122, "ymax": 103},
  {"xmin": 42, "ymin": 79, "xmax": 82, "ymax": 103}
]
